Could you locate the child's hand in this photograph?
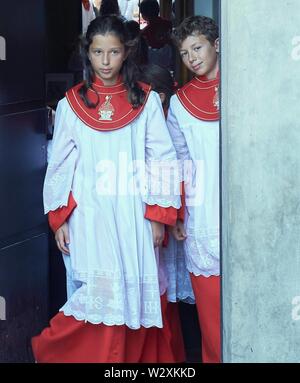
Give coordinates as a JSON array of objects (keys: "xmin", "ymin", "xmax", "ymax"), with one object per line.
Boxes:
[
  {"xmin": 150, "ymin": 221, "xmax": 165, "ymax": 248},
  {"xmin": 55, "ymin": 222, "xmax": 70, "ymax": 254},
  {"xmin": 170, "ymin": 220, "xmax": 187, "ymax": 241}
]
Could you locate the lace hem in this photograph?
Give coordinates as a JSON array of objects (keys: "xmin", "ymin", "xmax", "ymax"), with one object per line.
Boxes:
[
  {"xmin": 144, "ymin": 158, "xmax": 181, "ymax": 208},
  {"xmin": 188, "ymin": 269, "xmax": 220, "ymax": 278},
  {"xmin": 143, "ymin": 197, "xmax": 181, "ymax": 209},
  {"xmin": 60, "ymin": 309, "xmax": 163, "ymax": 329},
  {"xmin": 44, "ymin": 155, "xmax": 76, "ymax": 214},
  {"xmin": 59, "ymin": 271, "xmax": 163, "ymax": 329},
  {"xmin": 44, "ymin": 196, "xmax": 71, "ymax": 214},
  {"xmin": 167, "ymin": 293, "xmax": 195, "ymax": 304},
  {"xmin": 185, "ymin": 226, "xmax": 220, "ymax": 258}
]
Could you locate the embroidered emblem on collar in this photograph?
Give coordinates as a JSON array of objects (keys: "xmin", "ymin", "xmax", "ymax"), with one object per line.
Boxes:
[
  {"xmin": 213, "ymin": 86, "xmax": 219, "ymax": 111},
  {"xmin": 98, "ymin": 95, "xmax": 115, "ymax": 121}
]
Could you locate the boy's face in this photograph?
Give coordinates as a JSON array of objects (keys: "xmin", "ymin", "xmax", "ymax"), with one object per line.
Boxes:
[{"xmin": 179, "ymin": 34, "xmax": 219, "ymax": 79}]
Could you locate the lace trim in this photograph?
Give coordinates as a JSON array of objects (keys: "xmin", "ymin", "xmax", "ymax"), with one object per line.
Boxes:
[
  {"xmin": 59, "ymin": 271, "xmax": 163, "ymax": 329},
  {"xmin": 161, "ymin": 239, "xmax": 195, "ymax": 304},
  {"xmin": 44, "ymin": 162, "xmax": 75, "ymax": 213},
  {"xmin": 143, "ymin": 158, "xmax": 181, "ymax": 208},
  {"xmin": 186, "ymin": 227, "xmax": 220, "ymax": 258},
  {"xmin": 181, "ymin": 226, "xmax": 220, "ymax": 277},
  {"xmin": 60, "ymin": 310, "xmax": 163, "ymax": 329},
  {"xmin": 143, "ymin": 197, "xmax": 181, "ymax": 209}
]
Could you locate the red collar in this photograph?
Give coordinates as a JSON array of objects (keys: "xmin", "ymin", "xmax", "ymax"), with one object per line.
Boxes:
[
  {"xmin": 176, "ymin": 74, "xmax": 219, "ymax": 121},
  {"xmin": 66, "ymin": 77, "xmax": 151, "ymax": 131}
]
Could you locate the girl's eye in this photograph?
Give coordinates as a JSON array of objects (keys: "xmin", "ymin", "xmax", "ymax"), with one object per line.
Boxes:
[
  {"xmin": 194, "ymin": 46, "xmax": 202, "ymax": 51},
  {"xmin": 94, "ymin": 50, "xmax": 101, "ymax": 55},
  {"xmin": 111, "ymin": 50, "xmax": 119, "ymax": 55},
  {"xmin": 180, "ymin": 52, "xmax": 187, "ymax": 58}
]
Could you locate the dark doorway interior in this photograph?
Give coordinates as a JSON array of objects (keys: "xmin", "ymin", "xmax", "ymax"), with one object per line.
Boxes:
[{"xmin": 0, "ymin": 0, "xmax": 48, "ymax": 363}]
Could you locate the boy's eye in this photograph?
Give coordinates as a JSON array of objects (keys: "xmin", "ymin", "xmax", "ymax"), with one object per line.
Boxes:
[{"xmin": 194, "ymin": 46, "xmax": 202, "ymax": 51}]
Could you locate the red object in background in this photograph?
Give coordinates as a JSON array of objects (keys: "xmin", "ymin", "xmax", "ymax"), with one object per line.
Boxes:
[{"xmin": 82, "ymin": 0, "xmax": 90, "ymax": 11}]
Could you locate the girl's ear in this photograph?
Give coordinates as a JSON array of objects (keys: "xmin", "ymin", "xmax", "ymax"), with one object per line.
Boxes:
[{"xmin": 214, "ymin": 38, "xmax": 220, "ymax": 53}]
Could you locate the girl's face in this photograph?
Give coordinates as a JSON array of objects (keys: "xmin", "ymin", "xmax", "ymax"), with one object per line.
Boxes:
[
  {"xmin": 179, "ymin": 34, "xmax": 219, "ymax": 79},
  {"xmin": 88, "ymin": 33, "xmax": 127, "ymax": 86}
]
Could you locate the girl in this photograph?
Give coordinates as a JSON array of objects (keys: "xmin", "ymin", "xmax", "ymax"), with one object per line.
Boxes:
[
  {"xmin": 32, "ymin": 16, "xmax": 180, "ymax": 363},
  {"xmin": 139, "ymin": 64, "xmax": 195, "ymax": 363}
]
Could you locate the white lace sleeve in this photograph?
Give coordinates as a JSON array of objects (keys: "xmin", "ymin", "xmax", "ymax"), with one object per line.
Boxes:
[
  {"xmin": 144, "ymin": 92, "xmax": 181, "ymax": 209},
  {"xmin": 167, "ymin": 96, "xmax": 191, "ymax": 182},
  {"xmin": 43, "ymin": 99, "xmax": 77, "ymax": 214}
]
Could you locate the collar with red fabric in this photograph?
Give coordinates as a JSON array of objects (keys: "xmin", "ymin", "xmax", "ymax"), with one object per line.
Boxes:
[
  {"xmin": 66, "ymin": 76, "xmax": 151, "ymax": 131},
  {"xmin": 176, "ymin": 73, "xmax": 219, "ymax": 121}
]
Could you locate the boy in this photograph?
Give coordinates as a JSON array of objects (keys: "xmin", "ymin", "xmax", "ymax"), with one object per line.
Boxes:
[{"xmin": 168, "ymin": 16, "xmax": 220, "ymax": 363}]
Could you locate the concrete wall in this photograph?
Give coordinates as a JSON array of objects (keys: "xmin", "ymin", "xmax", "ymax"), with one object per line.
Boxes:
[
  {"xmin": 194, "ymin": 0, "xmax": 219, "ymax": 23},
  {"xmin": 195, "ymin": 0, "xmax": 213, "ymax": 17},
  {"xmin": 221, "ymin": 0, "xmax": 300, "ymax": 362}
]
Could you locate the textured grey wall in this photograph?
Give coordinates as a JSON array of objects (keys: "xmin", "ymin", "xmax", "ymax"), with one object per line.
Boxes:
[
  {"xmin": 195, "ymin": 0, "xmax": 213, "ymax": 17},
  {"xmin": 221, "ymin": 0, "xmax": 300, "ymax": 362}
]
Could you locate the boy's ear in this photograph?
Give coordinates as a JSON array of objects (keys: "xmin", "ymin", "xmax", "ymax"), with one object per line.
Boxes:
[{"xmin": 214, "ymin": 38, "xmax": 220, "ymax": 53}]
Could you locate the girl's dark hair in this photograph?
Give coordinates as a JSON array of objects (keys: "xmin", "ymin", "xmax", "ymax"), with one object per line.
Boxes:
[
  {"xmin": 139, "ymin": 64, "xmax": 174, "ymax": 109},
  {"xmin": 79, "ymin": 15, "xmax": 145, "ymax": 109},
  {"xmin": 99, "ymin": 0, "xmax": 121, "ymax": 16},
  {"xmin": 173, "ymin": 15, "xmax": 219, "ymax": 47}
]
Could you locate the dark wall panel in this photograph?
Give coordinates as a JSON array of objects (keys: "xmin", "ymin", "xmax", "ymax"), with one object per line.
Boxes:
[
  {"xmin": 0, "ymin": 1, "xmax": 45, "ymax": 105},
  {"xmin": 0, "ymin": 234, "xmax": 49, "ymax": 363},
  {"xmin": 0, "ymin": 110, "xmax": 47, "ymax": 246},
  {"xmin": 0, "ymin": 0, "xmax": 49, "ymax": 363}
]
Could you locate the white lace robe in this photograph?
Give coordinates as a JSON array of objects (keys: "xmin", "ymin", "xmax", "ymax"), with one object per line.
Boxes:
[
  {"xmin": 44, "ymin": 91, "xmax": 180, "ymax": 329},
  {"xmin": 167, "ymin": 95, "xmax": 220, "ymax": 278}
]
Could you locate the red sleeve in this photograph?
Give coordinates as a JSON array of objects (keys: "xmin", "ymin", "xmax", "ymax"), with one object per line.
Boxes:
[
  {"xmin": 48, "ymin": 192, "xmax": 77, "ymax": 233},
  {"xmin": 145, "ymin": 205, "xmax": 177, "ymax": 227},
  {"xmin": 178, "ymin": 182, "xmax": 185, "ymax": 222}
]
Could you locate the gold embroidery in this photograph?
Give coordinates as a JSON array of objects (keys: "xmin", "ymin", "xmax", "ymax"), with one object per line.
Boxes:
[
  {"xmin": 213, "ymin": 86, "xmax": 219, "ymax": 111},
  {"xmin": 98, "ymin": 95, "xmax": 115, "ymax": 121}
]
